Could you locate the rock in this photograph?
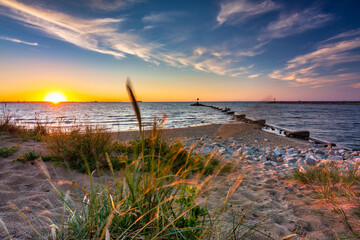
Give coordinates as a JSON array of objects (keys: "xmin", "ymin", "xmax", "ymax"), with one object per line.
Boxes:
[
  {"xmin": 242, "ymin": 147, "xmax": 255, "ymax": 155},
  {"xmin": 232, "ymin": 150, "xmax": 240, "ymax": 157},
  {"xmin": 273, "ymin": 149, "xmax": 286, "ymax": 157},
  {"xmin": 305, "ymin": 157, "xmax": 316, "ymax": 166},
  {"xmin": 245, "ymin": 155, "xmax": 254, "ymax": 161},
  {"xmin": 285, "ymin": 130, "xmax": 310, "ymax": 140},
  {"xmin": 329, "ymin": 156, "xmax": 343, "ymax": 161},
  {"xmin": 201, "ymin": 147, "xmax": 212, "ymax": 154},
  {"xmin": 259, "ymin": 154, "xmax": 267, "ymax": 162},
  {"xmin": 304, "ymin": 154, "xmax": 317, "ymax": 165},
  {"xmin": 264, "ymin": 162, "xmax": 273, "ymax": 167},
  {"xmin": 284, "ymin": 156, "xmax": 297, "ymax": 164}
]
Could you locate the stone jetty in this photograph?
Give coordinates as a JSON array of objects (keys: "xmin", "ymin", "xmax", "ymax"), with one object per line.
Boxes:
[{"xmin": 191, "ymin": 101, "xmax": 338, "ymax": 148}]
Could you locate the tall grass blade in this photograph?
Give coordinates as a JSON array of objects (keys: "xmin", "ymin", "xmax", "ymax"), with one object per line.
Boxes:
[
  {"xmin": 0, "ymin": 217, "xmax": 12, "ymax": 239},
  {"xmin": 126, "ymin": 78, "xmax": 142, "ymax": 136}
]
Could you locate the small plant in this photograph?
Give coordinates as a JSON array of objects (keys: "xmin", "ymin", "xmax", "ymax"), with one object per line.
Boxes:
[
  {"xmin": 0, "ymin": 146, "xmax": 19, "ymax": 157},
  {"xmin": 44, "ymin": 126, "xmax": 112, "ymax": 173},
  {"xmin": 13, "ymin": 150, "xmax": 40, "ymax": 163}
]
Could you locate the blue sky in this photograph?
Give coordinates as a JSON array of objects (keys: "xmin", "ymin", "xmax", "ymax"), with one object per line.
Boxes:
[{"xmin": 0, "ymin": 0, "xmax": 359, "ymax": 101}]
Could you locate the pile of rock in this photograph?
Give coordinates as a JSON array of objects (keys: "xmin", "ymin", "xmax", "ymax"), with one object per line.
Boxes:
[{"xmin": 183, "ymin": 135, "xmax": 360, "ymax": 173}]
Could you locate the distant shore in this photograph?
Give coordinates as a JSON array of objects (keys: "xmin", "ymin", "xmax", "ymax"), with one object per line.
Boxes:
[{"xmin": 268, "ymin": 101, "xmax": 360, "ymax": 105}]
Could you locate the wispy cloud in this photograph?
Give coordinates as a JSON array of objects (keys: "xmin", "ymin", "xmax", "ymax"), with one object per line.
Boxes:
[
  {"xmin": 259, "ymin": 7, "xmax": 332, "ymax": 41},
  {"xmin": 269, "ymin": 32, "xmax": 360, "ymax": 87},
  {"xmin": 217, "ymin": 0, "xmax": 278, "ymax": 26},
  {"xmin": 321, "ymin": 28, "xmax": 360, "ymax": 43},
  {"xmin": 248, "ymin": 74, "xmax": 260, "ymax": 78},
  {"xmin": 0, "ymin": 0, "xmax": 156, "ymax": 60},
  {"xmin": 89, "ymin": 0, "xmax": 142, "ymax": 11},
  {"xmin": 351, "ymin": 83, "xmax": 360, "ymax": 88},
  {"xmin": 142, "ymin": 11, "xmax": 184, "ymax": 23},
  {"xmin": 0, "ymin": 0, "xmax": 255, "ymax": 78},
  {"xmin": 0, "ymin": 36, "xmax": 38, "ymax": 46}
]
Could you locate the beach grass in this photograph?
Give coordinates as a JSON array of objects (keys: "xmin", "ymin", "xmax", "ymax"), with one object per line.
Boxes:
[
  {"xmin": 0, "ymin": 109, "xmax": 48, "ymax": 141},
  {"xmin": 292, "ymin": 161, "xmax": 360, "ymax": 237}
]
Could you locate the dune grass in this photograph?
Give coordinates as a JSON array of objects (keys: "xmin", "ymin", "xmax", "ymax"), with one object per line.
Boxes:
[
  {"xmin": 293, "ymin": 161, "xmax": 360, "ymax": 237},
  {"xmin": 0, "ymin": 109, "xmax": 47, "ymax": 141}
]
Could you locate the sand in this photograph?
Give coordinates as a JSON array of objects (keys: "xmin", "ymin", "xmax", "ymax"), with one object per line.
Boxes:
[
  {"xmin": 0, "ymin": 123, "xmax": 358, "ymax": 239},
  {"xmin": 112, "ymin": 123, "xmax": 311, "ymax": 148}
]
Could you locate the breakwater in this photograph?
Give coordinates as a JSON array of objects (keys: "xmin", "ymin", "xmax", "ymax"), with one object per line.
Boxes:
[{"xmin": 190, "ymin": 102, "xmax": 338, "ymax": 148}]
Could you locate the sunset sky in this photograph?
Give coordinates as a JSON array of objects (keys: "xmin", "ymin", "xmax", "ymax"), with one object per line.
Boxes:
[{"xmin": 0, "ymin": 0, "xmax": 359, "ymax": 102}]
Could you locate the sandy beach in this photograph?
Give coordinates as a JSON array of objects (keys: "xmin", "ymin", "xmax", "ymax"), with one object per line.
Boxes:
[{"xmin": 0, "ymin": 123, "xmax": 359, "ymax": 239}]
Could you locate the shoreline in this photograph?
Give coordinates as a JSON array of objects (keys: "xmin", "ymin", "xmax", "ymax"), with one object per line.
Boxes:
[{"xmin": 110, "ymin": 122, "xmax": 313, "ymax": 148}]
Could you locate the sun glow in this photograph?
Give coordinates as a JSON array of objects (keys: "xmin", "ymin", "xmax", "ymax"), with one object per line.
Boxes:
[{"xmin": 44, "ymin": 91, "xmax": 67, "ymax": 104}]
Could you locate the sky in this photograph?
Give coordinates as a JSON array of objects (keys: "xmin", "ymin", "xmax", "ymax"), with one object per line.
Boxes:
[{"xmin": 0, "ymin": 0, "xmax": 359, "ymax": 102}]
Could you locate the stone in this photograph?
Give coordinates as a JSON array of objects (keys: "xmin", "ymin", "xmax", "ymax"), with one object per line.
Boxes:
[
  {"xmin": 259, "ymin": 154, "xmax": 267, "ymax": 162},
  {"xmin": 329, "ymin": 156, "xmax": 343, "ymax": 161},
  {"xmin": 305, "ymin": 157, "xmax": 316, "ymax": 166},
  {"xmin": 273, "ymin": 149, "xmax": 286, "ymax": 157},
  {"xmin": 285, "ymin": 131, "xmax": 310, "ymax": 140},
  {"xmin": 201, "ymin": 147, "xmax": 212, "ymax": 154},
  {"xmin": 245, "ymin": 155, "xmax": 254, "ymax": 161},
  {"xmin": 232, "ymin": 150, "xmax": 240, "ymax": 157}
]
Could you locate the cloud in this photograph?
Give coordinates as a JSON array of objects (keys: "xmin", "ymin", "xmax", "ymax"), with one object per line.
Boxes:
[
  {"xmin": 0, "ymin": 36, "xmax": 38, "ymax": 46},
  {"xmin": 321, "ymin": 28, "xmax": 360, "ymax": 43},
  {"xmin": 0, "ymin": 0, "xmax": 254, "ymax": 78},
  {"xmin": 248, "ymin": 74, "xmax": 260, "ymax": 78},
  {"xmin": 269, "ymin": 33, "xmax": 360, "ymax": 87},
  {"xmin": 351, "ymin": 83, "xmax": 360, "ymax": 88},
  {"xmin": 217, "ymin": 0, "xmax": 278, "ymax": 26},
  {"xmin": 0, "ymin": 0, "xmax": 155, "ymax": 60},
  {"xmin": 259, "ymin": 7, "xmax": 332, "ymax": 41},
  {"xmin": 89, "ymin": 0, "xmax": 142, "ymax": 11},
  {"xmin": 142, "ymin": 12, "xmax": 184, "ymax": 23}
]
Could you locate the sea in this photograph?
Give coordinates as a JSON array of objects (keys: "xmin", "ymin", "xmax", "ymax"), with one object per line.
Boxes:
[{"xmin": 1, "ymin": 102, "xmax": 359, "ymax": 150}]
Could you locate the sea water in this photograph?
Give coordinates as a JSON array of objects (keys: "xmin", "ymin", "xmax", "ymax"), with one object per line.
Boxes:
[{"xmin": 1, "ymin": 102, "xmax": 359, "ymax": 150}]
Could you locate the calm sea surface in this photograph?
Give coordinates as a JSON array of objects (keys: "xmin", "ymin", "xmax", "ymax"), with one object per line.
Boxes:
[{"xmin": 1, "ymin": 102, "xmax": 359, "ymax": 150}]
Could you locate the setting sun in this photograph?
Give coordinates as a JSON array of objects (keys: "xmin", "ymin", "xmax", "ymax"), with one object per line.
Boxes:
[{"xmin": 44, "ymin": 91, "xmax": 67, "ymax": 104}]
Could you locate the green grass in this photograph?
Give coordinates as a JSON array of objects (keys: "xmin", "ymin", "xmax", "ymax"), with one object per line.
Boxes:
[
  {"xmin": 13, "ymin": 150, "xmax": 40, "ymax": 163},
  {"xmin": 0, "ymin": 146, "xmax": 19, "ymax": 158}
]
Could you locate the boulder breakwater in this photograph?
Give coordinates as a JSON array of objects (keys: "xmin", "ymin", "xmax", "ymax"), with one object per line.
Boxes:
[{"xmin": 191, "ymin": 102, "xmax": 338, "ymax": 148}]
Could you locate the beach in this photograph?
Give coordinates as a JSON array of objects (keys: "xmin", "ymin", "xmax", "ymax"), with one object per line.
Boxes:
[{"xmin": 0, "ymin": 122, "xmax": 359, "ymax": 239}]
